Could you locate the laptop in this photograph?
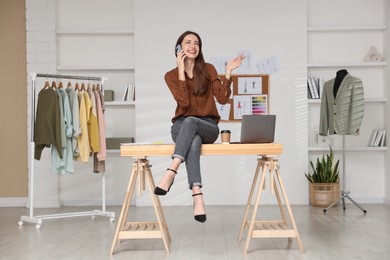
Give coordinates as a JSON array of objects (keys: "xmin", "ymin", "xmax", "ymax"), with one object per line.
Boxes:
[{"xmin": 239, "ymin": 114, "xmax": 276, "ymax": 143}]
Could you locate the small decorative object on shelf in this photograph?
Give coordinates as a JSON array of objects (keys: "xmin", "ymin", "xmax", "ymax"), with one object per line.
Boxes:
[
  {"xmin": 104, "ymin": 90, "xmax": 114, "ymax": 102},
  {"xmin": 305, "ymin": 146, "xmax": 340, "ymax": 207},
  {"xmin": 106, "ymin": 137, "xmax": 134, "ymax": 150},
  {"xmin": 364, "ymin": 46, "xmax": 383, "ymax": 62},
  {"xmin": 318, "ymin": 135, "xmax": 333, "ymax": 148}
]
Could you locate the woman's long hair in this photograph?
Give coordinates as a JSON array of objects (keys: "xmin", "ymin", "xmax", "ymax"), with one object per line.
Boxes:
[{"xmin": 175, "ymin": 31, "xmax": 210, "ymax": 95}]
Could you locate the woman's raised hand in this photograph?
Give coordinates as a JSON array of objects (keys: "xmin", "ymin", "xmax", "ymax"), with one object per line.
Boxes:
[
  {"xmin": 226, "ymin": 53, "xmax": 245, "ymax": 71},
  {"xmin": 225, "ymin": 54, "xmax": 245, "ymax": 79}
]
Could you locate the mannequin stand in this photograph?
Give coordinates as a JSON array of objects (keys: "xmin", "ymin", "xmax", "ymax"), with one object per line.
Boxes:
[{"xmin": 323, "ymin": 135, "xmax": 367, "ymax": 214}]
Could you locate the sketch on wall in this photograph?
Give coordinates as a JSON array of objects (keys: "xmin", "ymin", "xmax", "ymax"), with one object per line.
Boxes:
[{"xmin": 237, "ymin": 76, "xmax": 262, "ymax": 94}]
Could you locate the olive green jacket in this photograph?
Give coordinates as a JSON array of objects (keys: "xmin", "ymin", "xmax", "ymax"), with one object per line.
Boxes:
[{"xmin": 319, "ymin": 73, "xmax": 364, "ymax": 136}]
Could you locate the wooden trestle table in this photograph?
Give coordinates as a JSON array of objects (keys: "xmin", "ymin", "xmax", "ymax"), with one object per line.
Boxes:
[{"xmin": 110, "ymin": 143, "xmax": 304, "ymax": 255}]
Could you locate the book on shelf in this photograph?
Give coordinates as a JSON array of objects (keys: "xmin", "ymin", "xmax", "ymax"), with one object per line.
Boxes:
[
  {"xmin": 369, "ymin": 130, "xmax": 378, "ymax": 146},
  {"xmin": 121, "ymin": 84, "xmax": 136, "ymax": 101},
  {"xmin": 307, "ymin": 77, "xmax": 322, "ymax": 99},
  {"xmin": 127, "ymin": 84, "xmax": 135, "ymax": 101},
  {"xmin": 380, "ymin": 130, "xmax": 386, "ymax": 147},
  {"xmin": 369, "ymin": 129, "xmax": 386, "ymax": 147},
  {"xmin": 317, "ymin": 77, "xmax": 323, "ymax": 97},
  {"xmin": 307, "ymin": 78, "xmax": 317, "ymax": 99},
  {"xmin": 122, "ymin": 85, "xmax": 129, "ymax": 101}
]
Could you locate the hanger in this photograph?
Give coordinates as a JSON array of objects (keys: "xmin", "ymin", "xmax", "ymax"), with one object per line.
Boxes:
[
  {"xmin": 43, "ymin": 81, "xmax": 50, "ymax": 89},
  {"xmin": 87, "ymin": 83, "xmax": 91, "ymax": 91},
  {"xmin": 67, "ymin": 81, "xmax": 72, "ymax": 88},
  {"xmin": 75, "ymin": 82, "xmax": 80, "ymax": 91},
  {"xmin": 81, "ymin": 82, "xmax": 86, "ymax": 91},
  {"xmin": 51, "ymin": 81, "xmax": 57, "ymax": 89},
  {"xmin": 59, "ymin": 81, "xmax": 64, "ymax": 89},
  {"xmin": 96, "ymin": 84, "xmax": 101, "ymax": 92}
]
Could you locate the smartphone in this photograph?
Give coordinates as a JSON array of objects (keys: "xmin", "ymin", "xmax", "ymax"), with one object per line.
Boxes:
[{"xmin": 175, "ymin": 44, "xmax": 182, "ymax": 55}]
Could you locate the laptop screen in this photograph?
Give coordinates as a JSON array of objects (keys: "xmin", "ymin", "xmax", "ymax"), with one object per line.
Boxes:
[{"xmin": 240, "ymin": 115, "xmax": 276, "ymax": 143}]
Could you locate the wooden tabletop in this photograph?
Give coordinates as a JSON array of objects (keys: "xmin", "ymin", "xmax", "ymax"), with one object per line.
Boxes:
[{"xmin": 120, "ymin": 143, "xmax": 283, "ymax": 157}]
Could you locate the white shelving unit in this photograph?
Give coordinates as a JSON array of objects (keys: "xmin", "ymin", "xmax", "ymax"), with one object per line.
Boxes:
[
  {"xmin": 308, "ymin": 95, "xmax": 388, "ymax": 150},
  {"xmin": 308, "ymin": 99, "xmax": 388, "ymax": 152},
  {"xmin": 55, "ymin": 0, "xmax": 136, "ymax": 141},
  {"xmin": 307, "ymin": 22, "xmax": 387, "ymax": 152},
  {"xmin": 308, "ymin": 98, "xmax": 387, "ymax": 104},
  {"xmin": 308, "ymin": 62, "xmax": 387, "ymax": 68},
  {"xmin": 309, "ymin": 146, "xmax": 388, "ymax": 152},
  {"xmin": 57, "ymin": 65, "xmax": 135, "ymax": 71},
  {"xmin": 52, "ymin": 0, "xmax": 137, "ymax": 207},
  {"xmin": 307, "ymin": 25, "xmax": 386, "ymax": 32},
  {"xmin": 307, "ymin": 0, "xmax": 388, "ymax": 204},
  {"xmin": 105, "ymin": 101, "xmax": 136, "ymax": 106},
  {"xmin": 56, "ymin": 30, "xmax": 134, "ymax": 35}
]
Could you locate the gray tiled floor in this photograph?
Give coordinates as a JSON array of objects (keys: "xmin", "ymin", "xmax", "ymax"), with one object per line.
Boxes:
[{"xmin": 1, "ymin": 204, "xmax": 389, "ymax": 259}]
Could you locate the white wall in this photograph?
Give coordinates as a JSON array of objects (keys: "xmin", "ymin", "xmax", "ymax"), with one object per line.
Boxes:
[
  {"xmin": 25, "ymin": 0, "xmax": 60, "ymax": 208},
  {"xmin": 21, "ymin": 0, "xmax": 388, "ymax": 208},
  {"xmin": 134, "ymin": 0, "xmax": 308, "ymax": 205},
  {"xmin": 385, "ymin": 0, "xmax": 390, "ymax": 205}
]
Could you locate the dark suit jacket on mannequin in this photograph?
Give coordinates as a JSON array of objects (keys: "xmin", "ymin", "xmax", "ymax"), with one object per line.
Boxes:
[{"xmin": 319, "ymin": 70, "xmax": 364, "ymax": 136}]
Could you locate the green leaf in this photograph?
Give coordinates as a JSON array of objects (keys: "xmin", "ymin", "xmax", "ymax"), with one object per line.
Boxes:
[{"xmin": 305, "ymin": 145, "xmax": 339, "ymax": 183}]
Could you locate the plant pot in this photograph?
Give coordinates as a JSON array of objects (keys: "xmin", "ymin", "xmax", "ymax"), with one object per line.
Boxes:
[{"xmin": 309, "ymin": 182, "xmax": 340, "ymax": 207}]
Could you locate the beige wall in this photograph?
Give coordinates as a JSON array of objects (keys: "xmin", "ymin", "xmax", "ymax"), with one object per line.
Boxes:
[{"xmin": 0, "ymin": 0, "xmax": 28, "ymax": 197}]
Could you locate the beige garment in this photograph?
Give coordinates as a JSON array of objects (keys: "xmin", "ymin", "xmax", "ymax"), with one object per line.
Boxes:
[
  {"xmin": 76, "ymin": 91, "xmax": 91, "ymax": 162},
  {"xmin": 87, "ymin": 89, "xmax": 100, "ymax": 153},
  {"xmin": 94, "ymin": 90, "xmax": 106, "ymax": 173}
]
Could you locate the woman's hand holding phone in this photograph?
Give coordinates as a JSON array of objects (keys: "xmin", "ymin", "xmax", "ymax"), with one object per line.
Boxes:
[
  {"xmin": 175, "ymin": 44, "xmax": 182, "ymax": 55},
  {"xmin": 175, "ymin": 44, "xmax": 186, "ymax": 80},
  {"xmin": 176, "ymin": 44, "xmax": 185, "ymax": 60}
]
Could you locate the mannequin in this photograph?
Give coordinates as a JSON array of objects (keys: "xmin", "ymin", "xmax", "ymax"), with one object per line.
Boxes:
[
  {"xmin": 332, "ymin": 69, "xmax": 348, "ymax": 134},
  {"xmin": 320, "ymin": 69, "xmax": 367, "ymax": 214},
  {"xmin": 333, "ymin": 69, "xmax": 348, "ymax": 98},
  {"xmin": 319, "ymin": 70, "xmax": 364, "ymax": 136}
]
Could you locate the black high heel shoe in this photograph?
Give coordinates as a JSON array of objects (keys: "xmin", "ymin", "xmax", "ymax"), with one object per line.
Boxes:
[
  {"xmin": 192, "ymin": 193, "xmax": 207, "ymax": 223},
  {"xmin": 154, "ymin": 168, "xmax": 177, "ymax": 196}
]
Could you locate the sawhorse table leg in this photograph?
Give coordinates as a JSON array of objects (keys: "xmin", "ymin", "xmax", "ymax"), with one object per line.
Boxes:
[
  {"xmin": 110, "ymin": 157, "xmax": 171, "ymax": 255},
  {"xmin": 238, "ymin": 156, "xmax": 304, "ymax": 254}
]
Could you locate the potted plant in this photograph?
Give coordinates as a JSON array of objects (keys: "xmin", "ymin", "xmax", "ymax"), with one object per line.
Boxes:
[{"xmin": 305, "ymin": 146, "xmax": 340, "ymax": 207}]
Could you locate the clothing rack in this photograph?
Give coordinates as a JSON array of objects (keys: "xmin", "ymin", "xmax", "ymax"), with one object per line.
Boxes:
[{"xmin": 19, "ymin": 72, "xmax": 115, "ymax": 229}]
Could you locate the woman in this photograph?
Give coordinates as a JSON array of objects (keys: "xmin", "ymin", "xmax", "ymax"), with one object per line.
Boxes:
[{"xmin": 154, "ymin": 30, "xmax": 245, "ymax": 223}]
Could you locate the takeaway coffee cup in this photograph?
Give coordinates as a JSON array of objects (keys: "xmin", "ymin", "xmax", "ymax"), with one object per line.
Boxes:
[{"xmin": 220, "ymin": 130, "xmax": 231, "ymax": 144}]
